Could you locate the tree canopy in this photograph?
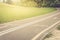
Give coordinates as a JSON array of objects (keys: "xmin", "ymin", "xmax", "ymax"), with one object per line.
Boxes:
[{"xmin": 1, "ymin": 0, "xmax": 60, "ymax": 7}]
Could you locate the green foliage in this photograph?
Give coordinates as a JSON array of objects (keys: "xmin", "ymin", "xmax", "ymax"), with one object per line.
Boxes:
[
  {"xmin": 34, "ymin": 0, "xmax": 60, "ymax": 7},
  {"xmin": 6, "ymin": 0, "xmax": 12, "ymax": 4},
  {"xmin": 0, "ymin": 3, "xmax": 55, "ymax": 23},
  {"xmin": 57, "ymin": 25, "xmax": 60, "ymax": 30},
  {"xmin": 20, "ymin": 0, "xmax": 37, "ymax": 7},
  {"xmin": 20, "ymin": 0, "xmax": 60, "ymax": 7},
  {"xmin": 3, "ymin": 0, "xmax": 6, "ymax": 3},
  {"xmin": 2, "ymin": 0, "xmax": 60, "ymax": 7},
  {"xmin": 43, "ymin": 33, "xmax": 53, "ymax": 40}
]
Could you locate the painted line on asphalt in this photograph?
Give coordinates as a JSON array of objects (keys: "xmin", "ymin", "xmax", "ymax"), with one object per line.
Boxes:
[
  {"xmin": 0, "ymin": 12, "xmax": 60, "ymax": 36},
  {"xmin": 32, "ymin": 20, "xmax": 60, "ymax": 40}
]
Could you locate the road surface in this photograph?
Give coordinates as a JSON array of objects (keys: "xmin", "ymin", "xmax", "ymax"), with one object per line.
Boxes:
[
  {"xmin": 44, "ymin": 23, "xmax": 60, "ymax": 40},
  {"xmin": 0, "ymin": 9, "xmax": 60, "ymax": 40}
]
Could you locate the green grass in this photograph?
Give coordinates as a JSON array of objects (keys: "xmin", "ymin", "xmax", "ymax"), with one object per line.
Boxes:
[{"xmin": 0, "ymin": 3, "xmax": 56, "ymax": 23}]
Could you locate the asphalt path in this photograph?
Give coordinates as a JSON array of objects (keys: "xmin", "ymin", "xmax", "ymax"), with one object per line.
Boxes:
[{"xmin": 0, "ymin": 9, "xmax": 60, "ymax": 40}]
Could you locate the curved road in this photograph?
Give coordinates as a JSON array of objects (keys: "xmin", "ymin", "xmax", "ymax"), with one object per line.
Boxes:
[{"xmin": 0, "ymin": 8, "xmax": 60, "ymax": 40}]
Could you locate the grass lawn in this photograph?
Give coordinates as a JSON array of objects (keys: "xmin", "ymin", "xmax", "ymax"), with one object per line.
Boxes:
[{"xmin": 0, "ymin": 3, "xmax": 56, "ymax": 23}]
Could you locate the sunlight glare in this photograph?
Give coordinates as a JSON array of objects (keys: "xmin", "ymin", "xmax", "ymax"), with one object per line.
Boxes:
[{"xmin": 12, "ymin": 0, "xmax": 20, "ymax": 3}]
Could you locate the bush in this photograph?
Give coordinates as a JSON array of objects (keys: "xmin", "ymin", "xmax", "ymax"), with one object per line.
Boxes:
[
  {"xmin": 57, "ymin": 25, "xmax": 60, "ymax": 30},
  {"xmin": 43, "ymin": 33, "xmax": 52, "ymax": 40}
]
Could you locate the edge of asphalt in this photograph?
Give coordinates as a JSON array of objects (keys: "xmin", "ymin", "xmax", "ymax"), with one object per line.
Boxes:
[{"xmin": 32, "ymin": 20, "xmax": 60, "ymax": 40}]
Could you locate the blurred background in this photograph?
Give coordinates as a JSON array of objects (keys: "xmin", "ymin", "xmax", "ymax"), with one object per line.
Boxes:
[{"xmin": 0, "ymin": 0, "xmax": 60, "ymax": 7}]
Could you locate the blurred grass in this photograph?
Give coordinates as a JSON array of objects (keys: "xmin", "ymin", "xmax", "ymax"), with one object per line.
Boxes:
[{"xmin": 0, "ymin": 3, "xmax": 56, "ymax": 23}]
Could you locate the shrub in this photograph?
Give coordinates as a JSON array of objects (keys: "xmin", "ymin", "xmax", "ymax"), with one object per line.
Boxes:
[
  {"xmin": 57, "ymin": 25, "xmax": 60, "ymax": 30},
  {"xmin": 43, "ymin": 33, "xmax": 52, "ymax": 40}
]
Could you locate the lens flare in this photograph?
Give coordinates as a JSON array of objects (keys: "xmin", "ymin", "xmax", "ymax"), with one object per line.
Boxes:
[{"xmin": 12, "ymin": 0, "xmax": 20, "ymax": 3}]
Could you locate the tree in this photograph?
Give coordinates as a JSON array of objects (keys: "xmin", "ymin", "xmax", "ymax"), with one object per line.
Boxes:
[
  {"xmin": 20, "ymin": 0, "xmax": 37, "ymax": 7},
  {"xmin": 3, "ymin": 0, "xmax": 5, "ymax": 3},
  {"xmin": 6, "ymin": 0, "xmax": 12, "ymax": 4},
  {"xmin": 34, "ymin": 0, "xmax": 60, "ymax": 7}
]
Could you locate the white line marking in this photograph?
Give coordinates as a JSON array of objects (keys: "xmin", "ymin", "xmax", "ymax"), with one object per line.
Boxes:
[
  {"xmin": 0, "ymin": 12, "xmax": 60, "ymax": 36},
  {"xmin": 32, "ymin": 20, "xmax": 60, "ymax": 40}
]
